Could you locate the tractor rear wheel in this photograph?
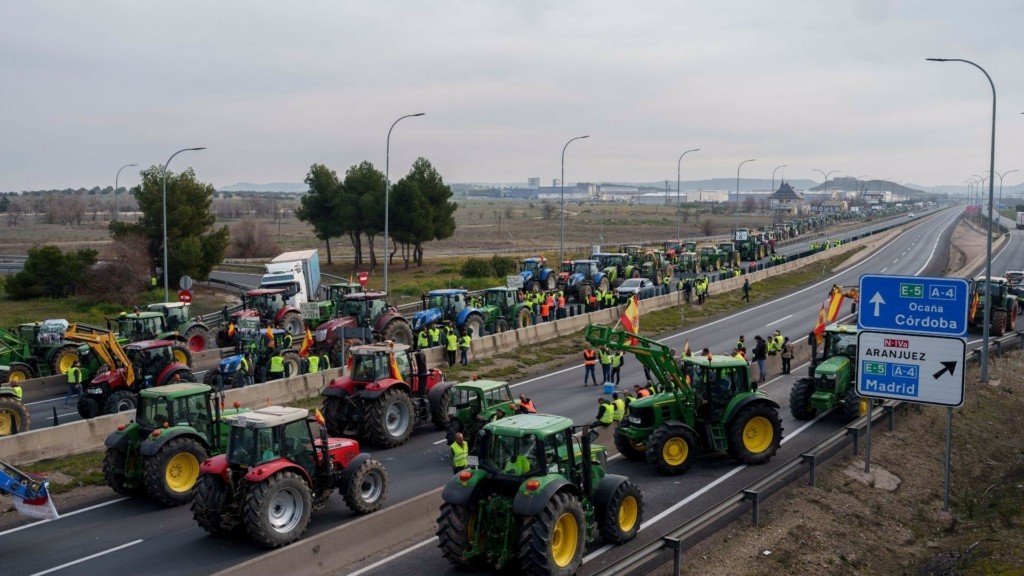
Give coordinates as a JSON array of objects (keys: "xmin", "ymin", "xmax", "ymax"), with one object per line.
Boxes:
[
  {"xmin": 463, "ymin": 314, "xmax": 484, "ymax": 338},
  {"xmin": 381, "ymin": 320, "xmax": 413, "ymax": 346},
  {"xmin": 577, "ymin": 284, "xmax": 593, "ymax": 305},
  {"xmin": 243, "ymin": 470, "xmax": 312, "ymax": 548},
  {"xmin": 103, "ymin": 447, "xmax": 141, "ymax": 496},
  {"xmin": 526, "ymin": 280, "xmax": 540, "ymax": 293},
  {"xmin": 645, "ymin": 424, "xmax": 698, "ymax": 475},
  {"xmin": 430, "ymin": 386, "xmax": 452, "ymax": 430},
  {"xmin": 203, "ymin": 370, "xmax": 221, "ymax": 391},
  {"xmin": 77, "ymin": 397, "xmax": 99, "ymax": 419},
  {"xmin": 992, "ymin": 309, "xmax": 1008, "ymax": 336},
  {"xmin": 515, "ymin": 308, "xmax": 532, "ymax": 329},
  {"xmin": 842, "ymin": 387, "xmax": 868, "ymax": 421},
  {"xmin": 445, "ymin": 418, "xmax": 463, "ymax": 448},
  {"xmin": 279, "ymin": 351, "xmax": 301, "ymax": 378},
  {"xmin": 0, "ymin": 397, "xmax": 30, "ymax": 436},
  {"xmin": 143, "ymin": 437, "xmax": 209, "ymax": 507},
  {"xmin": 192, "ymin": 474, "xmax": 237, "ymax": 536},
  {"xmin": 280, "ymin": 312, "xmax": 305, "ymax": 338},
  {"xmin": 545, "ymin": 273, "xmax": 557, "ymax": 291},
  {"xmin": 789, "ymin": 378, "xmax": 818, "ymax": 420},
  {"xmin": 493, "ymin": 318, "xmax": 510, "ymax": 334},
  {"xmin": 726, "ymin": 403, "xmax": 782, "ymax": 465},
  {"xmin": 611, "ymin": 277, "xmax": 624, "ymax": 290},
  {"xmin": 598, "ymin": 277, "xmax": 610, "ymax": 293},
  {"xmin": 597, "ymin": 480, "xmax": 643, "ymax": 544},
  {"xmin": 342, "ymin": 458, "xmax": 389, "ymax": 514},
  {"xmin": 51, "ymin": 345, "xmax": 80, "ymax": 376},
  {"xmin": 437, "ymin": 503, "xmax": 483, "ymax": 568},
  {"xmin": 519, "ymin": 491, "xmax": 585, "ymax": 576},
  {"xmin": 365, "ymin": 388, "xmax": 415, "ymax": 448},
  {"xmin": 613, "ymin": 429, "xmax": 646, "ymax": 461},
  {"xmin": 105, "ymin": 390, "xmax": 137, "ymax": 414},
  {"xmin": 322, "ymin": 396, "xmax": 347, "ymax": 438},
  {"xmin": 171, "ymin": 343, "xmax": 193, "ymax": 366},
  {"xmin": 3, "ymin": 364, "xmax": 32, "ymax": 383},
  {"xmin": 183, "ymin": 326, "xmax": 209, "ymax": 353}
]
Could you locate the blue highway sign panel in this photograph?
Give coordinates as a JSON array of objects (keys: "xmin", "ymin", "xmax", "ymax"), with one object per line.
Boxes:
[
  {"xmin": 857, "ymin": 274, "xmax": 968, "ymax": 337},
  {"xmin": 857, "ymin": 331, "xmax": 965, "ymax": 407}
]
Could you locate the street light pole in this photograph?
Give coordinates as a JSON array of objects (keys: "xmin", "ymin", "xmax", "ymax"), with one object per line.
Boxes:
[
  {"xmin": 162, "ymin": 147, "xmax": 206, "ymax": 303},
  {"xmin": 734, "ymin": 159, "xmax": 756, "ymax": 230},
  {"xmin": 928, "ymin": 57, "xmax": 997, "ymax": 382},
  {"xmin": 384, "ymin": 112, "xmax": 425, "ymax": 295},
  {"xmin": 114, "ymin": 163, "xmax": 137, "ymax": 224},
  {"xmin": 560, "ymin": 135, "xmax": 589, "ymax": 265},
  {"xmin": 813, "ymin": 169, "xmax": 840, "ymax": 199},
  {"xmin": 676, "ymin": 148, "xmax": 700, "ymax": 240},
  {"xmin": 771, "ymin": 164, "xmax": 788, "ymax": 195},
  {"xmin": 996, "ymin": 169, "xmax": 1018, "ymax": 218}
]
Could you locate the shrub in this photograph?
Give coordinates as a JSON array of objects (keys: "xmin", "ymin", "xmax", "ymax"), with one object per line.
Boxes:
[
  {"xmin": 460, "ymin": 258, "xmax": 492, "ymax": 278},
  {"xmin": 490, "ymin": 255, "xmax": 517, "ymax": 277}
]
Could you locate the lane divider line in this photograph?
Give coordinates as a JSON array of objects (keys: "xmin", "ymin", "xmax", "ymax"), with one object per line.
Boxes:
[{"xmin": 29, "ymin": 538, "xmax": 143, "ymax": 576}]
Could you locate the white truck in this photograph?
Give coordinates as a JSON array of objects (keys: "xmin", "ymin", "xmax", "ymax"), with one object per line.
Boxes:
[
  {"xmin": 1016, "ymin": 211, "xmax": 1024, "ymax": 230},
  {"xmin": 260, "ymin": 249, "xmax": 323, "ymax": 311}
]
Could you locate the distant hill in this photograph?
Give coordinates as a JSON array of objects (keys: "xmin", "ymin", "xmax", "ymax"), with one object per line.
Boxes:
[{"xmin": 218, "ymin": 182, "xmax": 307, "ymax": 193}]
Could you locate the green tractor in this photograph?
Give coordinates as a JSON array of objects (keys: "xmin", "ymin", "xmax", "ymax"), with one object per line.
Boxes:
[
  {"xmin": 790, "ymin": 323, "xmax": 867, "ymax": 421},
  {"xmin": 676, "ymin": 251, "xmax": 699, "ymax": 274},
  {"xmin": 109, "ymin": 311, "xmax": 196, "ymax": 364},
  {"xmin": 437, "ymin": 413, "xmax": 643, "ymax": 575},
  {"xmin": 102, "ymin": 383, "xmax": 249, "ymax": 506},
  {"xmin": 592, "ymin": 253, "xmax": 638, "ymax": 289},
  {"xmin": 143, "ymin": 302, "xmax": 213, "ymax": 352},
  {"xmin": 639, "ymin": 250, "xmax": 675, "ymax": 282},
  {"xmin": 967, "ymin": 276, "xmax": 1019, "ymax": 336},
  {"xmin": 0, "ymin": 387, "xmax": 30, "ymax": 436},
  {"xmin": 0, "ymin": 319, "xmax": 81, "ymax": 383},
  {"xmin": 585, "ymin": 325, "xmax": 783, "ymax": 475},
  {"xmin": 734, "ymin": 228, "xmax": 766, "ymax": 261},
  {"xmin": 716, "ymin": 242, "xmax": 740, "ymax": 268},
  {"xmin": 444, "ymin": 379, "xmax": 522, "ymax": 451},
  {"xmin": 478, "ymin": 287, "xmax": 533, "ymax": 332},
  {"xmin": 697, "ymin": 245, "xmax": 721, "ymax": 272}
]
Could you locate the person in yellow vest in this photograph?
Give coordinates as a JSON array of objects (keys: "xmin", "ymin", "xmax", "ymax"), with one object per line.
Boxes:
[
  {"xmin": 445, "ymin": 330, "xmax": 458, "ymax": 367},
  {"xmin": 65, "ymin": 359, "xmax": 83, "ymax": 407},
  {"xmin": 599, "ymin": 347, "xmax": 612, "ymax": 383},
  {"xmin": 11, "ymin": 382, "xmax": 23, "ymax": 401},
  {"xmin": 268, "ymin": 354, "xmax": 286, "ymax": 380},
  {"xmin": 593, "ymin": 397, "xmax": 614, "ymax": 429},
  {"xmin": 306, "ymin": 353, "xmax": 320, "ymax": 375},
  {"xmin": 416, "ymin": 329, "xmax": 429, "ymax": 350},
  {"xmin": 282, "ymin": 332, "xmax": 294, "ymax": 350},
  {"xmin": 611, "ymin": 392, "xmax": 626, "ymax": 422},
  {"xmin": 450, "ymin": 432, "xmax": 469, "ymax": 475},
  {"xmin": 240, "ymin": 353, "xmax": 254, "ymax": 386},
  {"xmin": 504, "ymin": 435, "xmax": 536, "ymax": 475},
  {"xmin": 610, "ymin": 351, "xmax": 625, "ymax": 385},
  {"xmin": 429, "ymin": 324, "xmax": 442, "ymax": 347},
  {"xmin": 459, "ymin": 330, "xmax": 472, "ymax": 366},
  {"xmin": 320, "ymin": 352, "xmax": 332, "ymax": 371}
]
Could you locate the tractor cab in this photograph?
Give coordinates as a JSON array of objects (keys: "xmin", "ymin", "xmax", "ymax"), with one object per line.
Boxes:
[
  {"xmin": 113, "ymin": 312, "xmax": 168, "ymax": 342},
  {"xmin": 484, "ymin": 288, "xmax": 517, "ymax": 309},
  {"xmin": 241, "ymin": 289, "xmax": 288, "ymax": 321},
  {"xmin": 18, "ymin": 319, "xmax": 69, "ymax": 351},
  {"xmin": 147, "ymin": 302, "xmax": 192, "ymax": 332},
  {"xmin": 348, "ymin": 343, "xmax": 413, "ymax": 383},
  {"xmin": 225, "ymin": 406, "xmax": 323, "ymax": 473},
  {"xmin": 134, "ymin": 382, "xmax": 213, "ymax": 433},
  {"xmin": 339, "ymin": 292, "xmax": 390, "ymax": 328},
  {"xmin": 520, "ymin": 258, "xmax": 543, "ymax": 275}
]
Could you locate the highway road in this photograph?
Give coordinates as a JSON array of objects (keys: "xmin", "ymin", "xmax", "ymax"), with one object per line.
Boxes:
[{"xmin": 3, "ymin": 207, "xmax": 992, "ymax": 576}]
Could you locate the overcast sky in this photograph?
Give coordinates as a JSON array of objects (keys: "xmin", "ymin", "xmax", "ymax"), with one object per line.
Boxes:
[{"xmin": 3, "ymin": 0, "xmax": 1023, "ymax": 192}]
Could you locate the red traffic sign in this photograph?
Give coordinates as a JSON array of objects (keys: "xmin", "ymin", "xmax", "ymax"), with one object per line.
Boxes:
[
  {"xmin": 358, "ymin": 271, "xmax": 369, "ymax": 287},
  {"xmin": 178, "ymin": 289, "xmax": 193, "ymax": 303}
]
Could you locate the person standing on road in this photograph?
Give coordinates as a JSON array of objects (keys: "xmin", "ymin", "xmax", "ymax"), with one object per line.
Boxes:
[
  {"xmin": 742, "ymin": 278, "xmax": 751, "ymax": 302},
  {"xmin": 445, "ymin": 330, "xmax": 458, "ymax": 367},
  {"xmin": 610, "ymin": 350, "xmax": 625, "ymax": 385},
  {"xmin": 780, "ymin": 337, "xmax": 794, "ymax": 375},
  {"xmin": 416, "ymin": 329, "xmax": 429, "ymax": 350},
  {"xmin": 429, "ymin": 324, "xmax": 442, "ymax": 347},
  {"xmin": 753, "ymin": 335, "xmax": 768, "ymax": 384},
  {"xmin": 599, "ymin": 346, "xmax": 612, "ymax": 383},
  {"xmin": 450, "ymin": 432, "xmax": 469, "ymax": 475},
  {"xmin": 65, "ymin": 359, "xmax": 83, "ymax": 407},
  {"xmin": 583, "ymin": 346, "xmax": 598, "ymax": 386},
  {"xmin": 268, "ymin": 354, "xmax": 286, "ymax": 380},
  {"xmin": 459, "ymin": 330, "xmax": 472, "ymax": 366}
]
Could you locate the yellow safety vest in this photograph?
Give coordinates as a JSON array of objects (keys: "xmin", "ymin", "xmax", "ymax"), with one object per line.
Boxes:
[
  {"xmin": 460, "ymin": 335, "xmax": 471, "ymax": 350},
  {"xmin": 450, "ymin": 442, "xmax": 469, "ymax": 468},
  {"xmin": 240, "ymin": 356, "xmax": 251, "ymax": 374},
  {"xmin": 599, "ymin": 351, "xmax": 611, "ymax": 365},
  {"xmin": 612, "ymin": 398, "xmax": 625, "ymax": 421},
  {"xmin": 429, "ymin": 328, "xmax": 441, "ymax": 343},
  {"xmin": 321, "ymin": 354, "xmax": 331, "ymax": 369},
  {"xmin": 598, "ymin": 402, "xmax": 614, "ymax": 424},
  {"xmin": 307, "ymin": 355, "xmax": 319, "ymax": 373},
  {"xmin": 269, "ymin": 355, "xmax": 285, "ymax": 373},
  {"xmin": 67, "ymin": 367, "xmax": 82, "ymax": 384},
  {"xmin": 417, "ymin": 332, "xmax": 429, "ymax": 348},
  {"xmin": 12, "ymin": 384, "xmax": 23, "ymax": 400},
  {"xmin": 446, "ymin": 334, "xmax": 458, "ymax": 351},
  {"xmin": 611, "ymin": 354, "xmax": 623, "ymax": 368}
]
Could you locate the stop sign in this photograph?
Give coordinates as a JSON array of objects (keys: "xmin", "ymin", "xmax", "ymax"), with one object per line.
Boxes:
[
  {"xmin": 358, "ymin": 271, "xmax": 369, "ymax": 287},
  {"xmin": 178, "ymin": 289, "xmax": 192, "ymax": 303}
]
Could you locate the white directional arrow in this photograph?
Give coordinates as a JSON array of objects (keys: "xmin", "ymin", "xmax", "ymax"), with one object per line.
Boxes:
[{"xmin": 869, "ymin": 292, "xmax": 886, "ymax": 317}]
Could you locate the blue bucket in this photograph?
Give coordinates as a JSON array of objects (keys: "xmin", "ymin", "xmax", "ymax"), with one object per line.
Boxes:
[{"xmin": 603, "ymin": 382, "xmax": 615, "ymax": 394}]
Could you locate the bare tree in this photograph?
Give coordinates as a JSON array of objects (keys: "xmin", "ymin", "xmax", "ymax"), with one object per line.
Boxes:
[
  {"xmin": 702, "ymin": 217, "xmax": 715, "ymax": 236},
  {"xmin": 541, "ymin": 200, "xmax": 558, "ymax": 220},
  {"xmin": 6, "ymin": 198, "xmax": 24, "ymax": 226},
  {"xmin": 503, "ymin": 204, "xmax": 514, "ymax": 219},
  {"xmin": 228, "ymin": 219, "xmax": 281, "ymax": 258},
  {"xmin": 84, "ymin": 232, "xmax": 152, "ymax": 305}
]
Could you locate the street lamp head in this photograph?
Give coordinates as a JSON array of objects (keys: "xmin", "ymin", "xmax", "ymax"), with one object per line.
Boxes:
[
  {"xmin": 411, "ymin": 113, "xmax": 425, "ymax": 117},
  {"xmin": 926, "ymin": 58, "xmax": 950, "ymax": 62},
  {"xmin": 190, "ymin": 147, "xmax": 206, "ymax": 151}
]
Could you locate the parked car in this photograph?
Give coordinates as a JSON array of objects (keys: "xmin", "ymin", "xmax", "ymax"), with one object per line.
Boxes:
[{"xmin": 616, "ymin": 278, "xmax": 656, "ymax": 302}]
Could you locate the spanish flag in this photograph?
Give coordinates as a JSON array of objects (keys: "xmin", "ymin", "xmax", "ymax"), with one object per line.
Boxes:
[
  {"xmin": 227, "ymin": 323, "xmax": 236, "ymax": 337},
  {"xmin": 826, "ymin": 290, "xmax": 845, "ymax": 323},
  {"xmin": 265, "ymin": 325, "xmax": 276, "ymax": 348},
  {"xmin": 388, "ymin": 352, "xmax": 403, "ymax": 381},
  {"xmin": 299, "ymin": 328, "xmax": 313, "ymax": 358},
  {"xmin": 314, "ymin": 408, "xmax": 326, "ymax": 426},
  {"xmin": 621, "ymin": 295, "xmax": 640, "ymax": 345},
  {"xmin": 969, "ymin": 291, "xmax": 979, "ymax": 321},
  {"xmin": 813, "ymin": 302, "xmax": 827, "ymax": 344}
]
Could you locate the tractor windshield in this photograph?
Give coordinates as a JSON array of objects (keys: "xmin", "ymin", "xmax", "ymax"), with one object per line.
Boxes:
[
  {"xmin": 228, "ymin": 426, "xmax": 281, "ymax": 467},
  {"xmin": 572, "ymin": 262, "xmax": 592, "ymax": 276},
  {"xmin": 342, "ymin": 299, "xmax": 367, "ymax": 317},
  {"xmin": 484, "ymin": 291, "xmax": 506, "ymax": 307},
  {"xmin": 351, "ymin": 351, "xmax": 410, "ymax": 382},
  {"xmin": 136, "ymin": 396, "xmax": 173, "ymax": 429},
  {"xmin": 521, "ymin": 260, "xmax": 539, "ymax": 273},
  {"xmin": 482, "ymin": 433, "xmax": 541, "ymax": 476},
  {"xmin": 825, "ymin": 331, "xmax": 858, "ymax": 359}
]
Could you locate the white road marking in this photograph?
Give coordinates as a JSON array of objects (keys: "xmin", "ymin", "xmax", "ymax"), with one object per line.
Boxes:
[
  {"xmin": 0, "ymin": 497, "xmax": 129, "ymax": 537},
  {"xmin": 765, "ymin": 315, "xmax": 793, "ymax": 326},
  {"xmin": 30, "ymin": 539, "xmax": 143, "ymax": 576}
]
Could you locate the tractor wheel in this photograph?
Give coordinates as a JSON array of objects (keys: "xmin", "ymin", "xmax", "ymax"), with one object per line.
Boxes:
[
  {"xmin": 3, "ymin": 364, "xmax": 32, "ymax": 383},
  {"xmin": 437, "ymin": 503, "xmax": 483, "ymax": 568},
  {"xmin": 611, "ymin": 277, "xmax": 624, "ymax": 290},
  {"xmin": 991, "ymin": 309, "xmax": 1007, "ymax": 336},
  {"xmin": 183, "ymin": 326, "xmax": 209, "ymax": 353},
  {"xmin": 545, "ymin": 273, "xmax": 557, "ymax": 291},
  {"xmin": 215, "ymin": 329, "xmax": 233, "ymax": 349},
  {"xmin": 381, "ymin": 320, "xmax": 413, "ymax": 346},
  {"xmin": 445, "ymin": 418, "xmax": 463, "ymax": 448},
  {"xmin": 77, "ymin": 397, "xmax": 99, "ymax": 419},
  {"xmin": 51, "ymin": 345, "xmax": 80, "ymax": 375},
  {"xmin": 231, "ymin": 371, "xmax": 247, "ymax": 389},
  {"xmin": 342, "ymin": 458, "xmax": 389, "ymax": 514},
  {"xmin": 279, "ymin": 351, "xmax": 302, "ymax": 379},
  {"xmin": 493, "ymin": 318, "xmax": 510, "ymax": 334},
  {"xmin": 365, "ymin": 388, "xmax": 415, "ymax": 448},
  {"xmin": 203, "ymin": 370, "xmax": 221, "ymax": 391},
  {"xmin": 103, "ymin": 447, "xmax": 141, "ymax": 496},
  {"xmin": 841, "ymin": 387, "xmax": 869, "ymax": 421},
  {"xmin": 789, "ymin": 378, "xmax": 818, "ymax": 420},
  {"xmin": 613, "ymin": 428, "xmax": 646, "ymax": 461},
  {"xmin": 597, "ymin": 480, "xmax": 643, "ymax": 545},
  {"xmin": 192, "ymin": 474, "xmax": 237, "ymax": 536},
  {"xmin": 242, "ymin": 470, "xmax": 312, "ymax": 548},
  {"xmin": 143, "ymin": 436, "xmax": 209, "ymax": 507},
  {"xmin": 578, "ymin": 283, "xmax": 593, "ymax": 305},
  {"xmin": 280, "ymin": 312, "xmax": 305, "ymax": 338},
  {"xmin": 519, "ymin": 491, "xmax": 585, "ymax": 576},
  {"xmin": 598, "ymin": 277, "xmax": 610, "ymax": 293},
  {"xmin": 322, "ymin": 396, "xmax": 347, "ymax": 437},
  {"xmin": 515, "ymin": 308, "xmax": 532, "ymax": 329},
  {"xmin": 463, "ymin": 314, "xmax": 484, "ymax": 339},
  {"xmin": 105, "ymin": 390, "xmax": 138, "ymax": 414},
  {"xmin": 726, "ymin": 403, "xmax": 782, "ymax": 465},
  {"xmin": 645, "ymin": 424, "xmax": 699, "ymax": 475},
  {"xmin": 526, "ymin": 280, "xmax": 540, "ymax": 293},
  {"xmin": 430, "ymin": 386, "xmax": 452, "ymax": 430},
  {"xmin": 171, "ymin": 342, "xmax": 193, "ymax": 367},
  {"xmin": 0, "ymin": 397, "xmax": 30, "ymax": 436}
]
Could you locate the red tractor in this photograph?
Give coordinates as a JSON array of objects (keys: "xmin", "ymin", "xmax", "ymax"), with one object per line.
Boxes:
[
  {"xmin": 191, "ymin": 406, "xmax": 389, "ymax": 548},
  {"xmin": 321, "ymin": 343, "xmax": 451, "ymax": 448},
  {"xmin": 312, "ymin": 291, "xmax": 414, "ymax": 359},
  {"xmin": 215, "ymin": 288, "xmax": 305, "ymax": 347}
]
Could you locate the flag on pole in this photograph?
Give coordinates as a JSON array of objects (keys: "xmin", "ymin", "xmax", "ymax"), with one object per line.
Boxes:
[
  {"xmin": 227, "ymin": 323, "xmax": 235, "ymax": 338},
  {"xmin": 298, "ymin": 328, "xmax": 313, "ymax": 358},
  {"xmin": 265, "ymin": 325, "xmax": 276, "ymax": 348},
  {"xmin": 813, "ymin": 302, "xmax": 828, "ymax": 344},
  {"xmin": 314, "ymin": 407, "xmax": 326, "ymax": 426},
  {"xmin": 388, "ymin": 352, "xmax": 403, "ymax": 381},
  {"xmin": 826, "ymin": 290, "xmax": 845, "ymax": 323},
  {"xmin": 621, "ymin": 295, "xmax": 640, "ymax": 344},
  {"xmin": 683, "ymin": 340, "xmax": 691, "ymax": 356},
  {"xmin": 969, "ymin": 291, "xmax": 979, "ymax": 321}
]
